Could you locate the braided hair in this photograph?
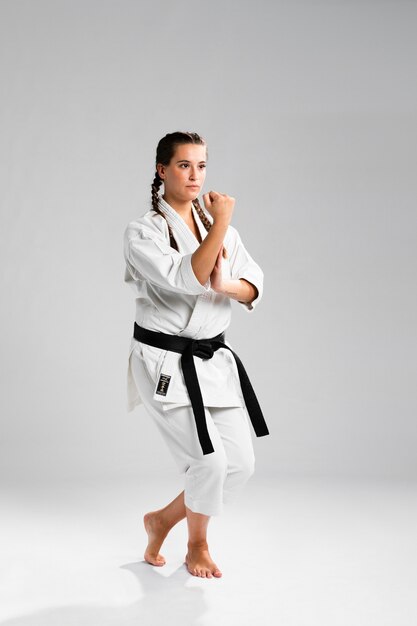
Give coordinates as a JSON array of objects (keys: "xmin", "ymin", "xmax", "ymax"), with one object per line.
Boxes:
[{"xmin": 151, "ymin": 131, "xmax": 228, "ymax": 259}]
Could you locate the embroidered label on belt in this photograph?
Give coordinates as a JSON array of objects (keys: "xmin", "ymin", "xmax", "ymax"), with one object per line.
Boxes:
[{"xmin": 156, "ymin": 373, "xmax": 171, "ymax": 396}]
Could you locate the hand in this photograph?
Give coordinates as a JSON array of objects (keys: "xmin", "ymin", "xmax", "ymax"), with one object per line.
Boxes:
[
  {"xmin": 209, "ymin": 245, "xmax": 225, "ymax": 293},
  {"xmin": 202, "ymin": 191, "xmax": 235, "ymax": 225}
]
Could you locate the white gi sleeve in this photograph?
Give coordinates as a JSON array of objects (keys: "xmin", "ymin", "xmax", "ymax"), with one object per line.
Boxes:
[
  {"xmin": 124, "ymin": 225, "xmax": 211, "ymax": 295},
  {"xmin": 227, "ymin": 225, "xmax": 264, "ymax": 312}
]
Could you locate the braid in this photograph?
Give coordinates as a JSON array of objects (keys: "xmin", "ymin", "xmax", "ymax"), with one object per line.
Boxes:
[
  {"xmin": 193, "ymin": 198, "xmax": 228, "ymax": 258},
  {"xmin": 151, "ymin": 171, "xmax": 179, "ymax": 251}
]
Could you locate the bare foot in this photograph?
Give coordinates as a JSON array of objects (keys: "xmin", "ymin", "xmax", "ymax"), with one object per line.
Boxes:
[
  {"xmin": 184, "ymin": 541, "xmax": 222, "ymax": 578},
  {"xmin": 143, "ymin": 511, "xmax": 169, "ymax": 566}
]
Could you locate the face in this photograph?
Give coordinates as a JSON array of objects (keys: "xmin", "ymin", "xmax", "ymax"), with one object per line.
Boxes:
[{"xmin": 157, "ymin": 143, "xmax": 207, "ymax": 202}]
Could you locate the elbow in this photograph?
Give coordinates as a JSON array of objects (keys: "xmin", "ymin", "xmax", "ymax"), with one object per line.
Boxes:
[{"xmin": 181, "ymin": 253, "xmax": 211, "ymax": 294}]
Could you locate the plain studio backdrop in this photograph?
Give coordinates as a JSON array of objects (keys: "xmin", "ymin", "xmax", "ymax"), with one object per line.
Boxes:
[
  {"xmin": 1, "ymin": 0, "xmax": 416, "ymax": 483},
  {"xmin": 0, "ymin": 1, "xmax": 416, "ymax": 624}
]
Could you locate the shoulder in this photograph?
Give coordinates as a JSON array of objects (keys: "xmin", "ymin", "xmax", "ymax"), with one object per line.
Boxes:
[{"xmin": 124, "ymin": 209, "xmax": 169, "ymax": 242}]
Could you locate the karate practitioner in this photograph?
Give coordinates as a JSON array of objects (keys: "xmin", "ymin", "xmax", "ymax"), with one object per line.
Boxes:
[{"xmin": 123, "ymin": 131, "xmax": 269, "ymax": 578}]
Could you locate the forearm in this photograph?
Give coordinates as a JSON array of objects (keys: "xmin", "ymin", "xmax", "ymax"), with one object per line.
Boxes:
[
  {"xmin": 191, "ymin": 219, "xmax": 229, "ymax": 286},
  {"xmin": 222, "ymin": 278, "xmax": 258, "ymax": 305}
]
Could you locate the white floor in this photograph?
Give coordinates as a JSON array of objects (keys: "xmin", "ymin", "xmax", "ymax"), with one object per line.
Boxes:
[{"xmin": 1, "ymin": 474, "xmax": 416, "ymax": 626}]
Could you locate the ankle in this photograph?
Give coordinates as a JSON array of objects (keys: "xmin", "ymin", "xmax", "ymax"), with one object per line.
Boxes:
[
  {"xmin": 157, "ymin": 510, "xmax": 175, "ymax": 530},
  {"xmin": 187, "ymin": 539, "xmax": 208, "ymax": 550}
]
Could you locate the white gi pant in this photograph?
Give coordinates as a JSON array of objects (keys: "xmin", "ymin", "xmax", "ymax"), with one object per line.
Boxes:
[{"xmin": 130, "ymin": 349, "xmax": 256, "ymax": 516}]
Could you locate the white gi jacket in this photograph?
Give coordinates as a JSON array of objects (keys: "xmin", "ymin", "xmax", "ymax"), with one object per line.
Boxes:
[{"xmin": 123, "ymin": 195, "xmax": 264, "ymax": 413}]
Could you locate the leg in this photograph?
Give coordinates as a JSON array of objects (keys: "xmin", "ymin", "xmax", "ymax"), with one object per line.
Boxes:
[
  {"xmin": 180, "ymin": 406, "xmax": 255, "ymax": 576},
  {"xmin": 208, "ymin": 405, "xmax": 256, "ymax": 508},
  {"xmin": 184, "ymin": 506, "xmax": 222, "ymax": 578},
  {"xmin": 129, "ymin": 350, "xmax": 187, "ymax": 564},
  {"xmin": 143, "ymin": 490, "xmax": 186, "ymax": 566}
]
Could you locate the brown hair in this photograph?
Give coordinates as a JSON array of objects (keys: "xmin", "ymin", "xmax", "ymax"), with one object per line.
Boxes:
[{"xmin": 151, "ymin": 131, "xmax": 227, "ymax": 258}]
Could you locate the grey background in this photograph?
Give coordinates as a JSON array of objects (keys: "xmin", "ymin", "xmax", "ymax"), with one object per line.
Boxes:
[{"xmin": 1, "ymin": 0, "xmax": 416, "ymax": 483}]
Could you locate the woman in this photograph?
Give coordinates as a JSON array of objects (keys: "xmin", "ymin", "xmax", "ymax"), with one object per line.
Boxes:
[{"xmin": 123, "ymin": 131, "xmax": 269, "ymax": 578}]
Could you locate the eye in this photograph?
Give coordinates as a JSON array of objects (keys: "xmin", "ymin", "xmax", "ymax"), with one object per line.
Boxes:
[{"xmin": 199, "ymin": 164, "xmax": 206, "ymax": 169}]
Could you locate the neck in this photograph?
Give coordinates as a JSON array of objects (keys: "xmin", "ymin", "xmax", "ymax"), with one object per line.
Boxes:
[{"xmin": 162, "ymin": 193, "xmax": 193, "ymax": 218}]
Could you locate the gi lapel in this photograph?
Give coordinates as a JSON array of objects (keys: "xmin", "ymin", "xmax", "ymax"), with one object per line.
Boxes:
[{"xmin": 157, "ymin": 195, "xmax": 206, "ymax": 250}]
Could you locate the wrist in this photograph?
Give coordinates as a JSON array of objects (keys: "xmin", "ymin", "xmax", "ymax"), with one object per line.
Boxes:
[
  {"xmin": 212, "ymin": 217, "xmax": 230, "ymax": 229},
  {"xmin": 219, "ymin": 279, "xmax": 239, "ymax": 298}
]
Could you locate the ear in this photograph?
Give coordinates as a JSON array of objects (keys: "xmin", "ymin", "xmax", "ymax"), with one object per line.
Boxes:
[{"xmin": 156, "ymin": 164, "xmax": 165, "ymax": 179}]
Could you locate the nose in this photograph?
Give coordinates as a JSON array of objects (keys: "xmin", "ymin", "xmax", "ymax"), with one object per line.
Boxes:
[{"xmin": 189, "ymin": 166, "xmax": 199, "ymax": 180}]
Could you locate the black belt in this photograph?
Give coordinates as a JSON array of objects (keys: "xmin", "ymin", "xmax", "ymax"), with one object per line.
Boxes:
[{"xmin": 133, "ymin": 322, "xmax": 269, "ymax": 455}]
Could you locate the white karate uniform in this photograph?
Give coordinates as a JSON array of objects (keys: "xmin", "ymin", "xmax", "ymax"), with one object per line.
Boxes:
[{"xmin": 123, "ymin": 194, "xmax": 264, "ymax": 515}]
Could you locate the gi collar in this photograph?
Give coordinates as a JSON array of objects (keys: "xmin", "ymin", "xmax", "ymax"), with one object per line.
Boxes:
[{"xmin": 157, "ymin": 194, "xmax": 207, "ymax": 249}]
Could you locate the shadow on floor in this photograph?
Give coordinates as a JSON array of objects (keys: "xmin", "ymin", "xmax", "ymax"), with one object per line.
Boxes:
[{"xmin": 1, "ymin": 559, "xmax": 210, "ymax": 626}]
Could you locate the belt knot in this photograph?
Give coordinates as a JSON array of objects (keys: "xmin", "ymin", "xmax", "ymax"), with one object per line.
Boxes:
[{"xmin": 192, "ymin": 339, "xmax": 215, "ymax": 360}]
